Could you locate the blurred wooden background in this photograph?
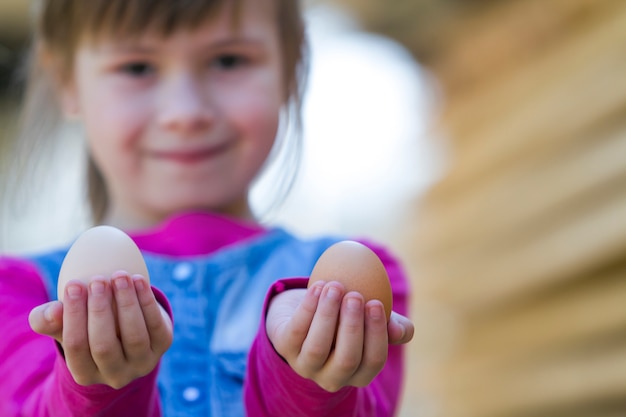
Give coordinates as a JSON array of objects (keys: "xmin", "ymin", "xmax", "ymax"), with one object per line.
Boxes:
[{"xmin": 328, "ymin": 0, "xmax": 626, "ymax": 416}]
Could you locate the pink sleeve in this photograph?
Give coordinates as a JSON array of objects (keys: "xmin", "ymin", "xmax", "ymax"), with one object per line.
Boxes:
[
  {"xmin": 244, "ymin": 242, "xmax": 410, "ymax": 416},
  {"xmin": 0, "ymin": 256, "xmax": 168, "ymax": 417}
]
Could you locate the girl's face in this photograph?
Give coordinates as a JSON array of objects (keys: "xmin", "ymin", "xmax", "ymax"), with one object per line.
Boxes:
[{"xmin": 62, "ymin": 0, "xmax": 284, "ymax": 228}]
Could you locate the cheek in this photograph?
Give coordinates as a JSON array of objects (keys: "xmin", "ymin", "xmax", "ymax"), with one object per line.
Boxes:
[
  {"xmin": 80, "ymin": 85, "xmax": 147, "ymax": 153},
  {"xmin": 80, "ymin": 96, "xmax": 148, "ymax": 185},
  {"xmin": 237, "ymin": 95, "xmax": 281, "ymax": 169},
  {"xmin": 76, "ymin": 67, "xmax": 149, "ymax": 141},
  {"xmin": 220, "ymin": 74, "xmax": 283, "ymax": 142}
]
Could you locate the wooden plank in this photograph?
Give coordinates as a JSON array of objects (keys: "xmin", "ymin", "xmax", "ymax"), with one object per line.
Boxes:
[
  {"xmin": 438, "ymin": 341, "xmax": 626, "ymax": 417},
  {"xmin": 425, "ymin": 2, "xmax": 626, "ymax": 199},
  {"xmin": 422, "ymin": 190, "xmax": 626, "ymax": 312},
  {"xmin": 418, "ymin": 128, "xmax": 626, "ymax": 258},
  {"xmin": 428, "ymin": 0, "xmax": 614, "ymax": 96},
  {"xmin": 439, "ymin": 267, "xmax": 626, "ymax": 374}
]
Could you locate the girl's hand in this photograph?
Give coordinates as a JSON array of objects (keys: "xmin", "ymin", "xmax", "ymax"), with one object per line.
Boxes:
[
  {"xmin": 266, "ymin": 280, "xmax": 414, "ymax": 392},
  {"xmin": 28, "ymin": 272, "xmax": 173, "ymax": 389}
]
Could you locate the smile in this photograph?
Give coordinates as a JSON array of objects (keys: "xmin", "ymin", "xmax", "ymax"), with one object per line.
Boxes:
[{"xmin": 148, "ymin": 143, "xmax": 231, "ymax": 164}]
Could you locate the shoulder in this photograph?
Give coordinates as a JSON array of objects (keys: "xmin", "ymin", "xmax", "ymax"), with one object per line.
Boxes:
[
  {"xmin": 0, "ymin": 255, "xmax": 41, "ymax": 277},
  {"xmin": 258, "ymin": 228, "xmax": 347, "ymax": 263},
  {"xmin": 0, "ymin": 249, "xmax": 68, "ymax": 299},
  {"xmin": 269, "ymin": 228, "xmax": 404, "ymax": 267},
  {"xmin": 268, "ymin": 228, "xmax": 344, "ymax": 255},
  {"xmin": 0, "ymin": 255, "xmax": 49, "ymax": 298}
]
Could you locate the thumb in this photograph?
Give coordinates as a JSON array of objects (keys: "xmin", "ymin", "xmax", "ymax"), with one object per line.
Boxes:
[
  {"xmin": 388, "ymin": 312, "xmax": 414, "ymax": 345},
  {"xmin": 29, "ymin": 301, "xmax": 64, "ymax": 342}
]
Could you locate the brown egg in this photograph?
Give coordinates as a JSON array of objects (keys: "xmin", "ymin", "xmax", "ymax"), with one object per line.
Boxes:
[
  {"xmin": 57, "ymin": 225, "xmax": 150, "ymax": 301},
  {"xmin": 308, "ymin": 240, "xmax": 392, "ymax": 320}
]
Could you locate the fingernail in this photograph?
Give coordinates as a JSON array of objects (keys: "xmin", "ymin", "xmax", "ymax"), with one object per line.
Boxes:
[
  {"xmin": 90, "ymin": 280, "xmax": 105, "ymax": 295},
  {"xmin": 43, "ymin": 305, "xmax": 54, "ymax": 322},
  {"xmin": 311, "ymin": 282, "xmax": 324, "ymax": 297},
  {"xmin": 67, "ymin": 284, "xmax": 82, "ymax": 300},
  {"xmin": 114, "ymin": 276, "xmax": 129, "ymax": 290},
  {"xmin": 326, "ymin": 286, "xmax": 341, "ymax": 300},
  {"xmin": 132, "ymin": 276, "xmax": 146, "ymax": 291},
  {"xmin": 368, "ymin": 303, "xmax": 384, "ymax": 320},
  {"xmin": 395, "ymin": 316, "xmax": 407, "ymax": 339},
  {"xmin": 346, "ymin": 297, "xmax": 362, "ymax": 311}
]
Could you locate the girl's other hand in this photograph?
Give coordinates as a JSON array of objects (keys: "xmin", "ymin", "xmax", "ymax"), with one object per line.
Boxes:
[
  {"xmin": 266, "ymin": 281, "xmax": 414, "ymax": 393},
  {"xmin": 28, "ymin": 273, "xmax": 173, "ymax": 389}
]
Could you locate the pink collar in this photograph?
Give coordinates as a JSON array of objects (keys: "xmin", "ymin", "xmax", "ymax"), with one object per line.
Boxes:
[{"xmin": 128, "ymin": 211, "xmax": 266, "ymax": 257}]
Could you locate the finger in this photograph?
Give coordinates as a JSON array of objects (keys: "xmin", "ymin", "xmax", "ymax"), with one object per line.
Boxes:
[
  {"xmin": 87, "ymin": 278, "xmax": 125, "ymax": 375},
  {"xmin": 350, "ymin": 300, "xmax": 388, "ymax": 387},
  {"xmin": 112, "ymin": 272, "xmax": 150, "ymax": 360},
  {"xmin": 29, "ymin": 301, "xmax": 64, "ymax": 341},
  {"xmin": 278, "ymin": 282, "xmax": 324, "ymax": 356},
  {"xmin": 298, "ymin": 282, "xmax": 344, "ymax": 373},
  {"xmin": 320, "ymin": 292, "xmax": 365, "ymax": 391},
  {"xmin": 133, "ymin": 275, "xmax": 173, "ymax": 355},
  {"xmin": 388, "ymin": 312, "xmax": 415, "ymax": 345},
  {"xmin": 62, "ymin": 281, "xmax": 98, "ymax": 385}
]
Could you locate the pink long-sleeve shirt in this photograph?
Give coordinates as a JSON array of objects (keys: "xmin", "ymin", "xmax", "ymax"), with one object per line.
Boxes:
[{"xmin": 0, "ymin": 211, "xmax": 410, "ymax": 416}]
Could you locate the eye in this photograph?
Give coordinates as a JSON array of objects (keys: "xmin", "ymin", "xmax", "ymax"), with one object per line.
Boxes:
[
  {"xmin": 120, "ymin": 62, "xmax": 155, "ymax": 77},
  {"xmin": 213, "ymin": 54, "xmax": 247, "ymax": 70}
]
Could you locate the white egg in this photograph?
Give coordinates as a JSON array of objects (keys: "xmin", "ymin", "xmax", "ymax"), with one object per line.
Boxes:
[{"xmin": 57, "ymin": 225, "xmax": 150, "ymax": 300}]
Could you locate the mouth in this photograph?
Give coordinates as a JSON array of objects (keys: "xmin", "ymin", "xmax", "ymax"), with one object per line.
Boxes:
[{"xmin": 148, "ymin": 143, "xmax": 231, "ymax": 164}]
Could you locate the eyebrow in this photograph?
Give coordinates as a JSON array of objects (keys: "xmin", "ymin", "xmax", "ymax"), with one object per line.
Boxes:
[{"xmin": 98, "ymin": 36, "xmax": 266, "ymax": 55}]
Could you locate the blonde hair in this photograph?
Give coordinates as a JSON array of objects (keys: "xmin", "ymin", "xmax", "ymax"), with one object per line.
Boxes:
[{"xmin": 6, "ymin": 0, "xmax": 308, "ymax": 224}]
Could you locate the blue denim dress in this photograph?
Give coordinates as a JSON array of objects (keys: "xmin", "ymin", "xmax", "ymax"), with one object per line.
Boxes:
[{"xmin": 30, "ymin": 228, "xmax": 341, "ymax": 417}]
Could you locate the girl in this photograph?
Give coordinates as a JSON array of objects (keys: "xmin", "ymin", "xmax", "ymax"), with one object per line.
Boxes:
[{"xmin": 0, "ymin": 0, "xmax": 415, "ymax": 416}]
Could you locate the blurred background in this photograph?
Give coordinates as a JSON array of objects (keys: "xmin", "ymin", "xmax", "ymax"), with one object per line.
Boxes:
[{"xmin": 2, "ymin": 1, "xmax": 626, "ymax": 417}]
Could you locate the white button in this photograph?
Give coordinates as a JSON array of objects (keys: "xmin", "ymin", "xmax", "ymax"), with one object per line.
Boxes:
[
  {"xmin": 172, "ymin": 262, "xmax": 194, "ymax": 282},
  {"xmin": 182, "ymin": 386, "xmax": 201, "ymax": 402}
]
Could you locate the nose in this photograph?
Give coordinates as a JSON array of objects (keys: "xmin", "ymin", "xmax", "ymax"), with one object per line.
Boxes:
[{"xmin": 158, "ymin": 74, "xmax": 214, "ymax": 136}]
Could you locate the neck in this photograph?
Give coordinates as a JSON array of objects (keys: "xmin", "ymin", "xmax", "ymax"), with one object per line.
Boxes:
[{"xmin": 101, "ymin": 201, "xmax": 257, "ymax": 232}]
